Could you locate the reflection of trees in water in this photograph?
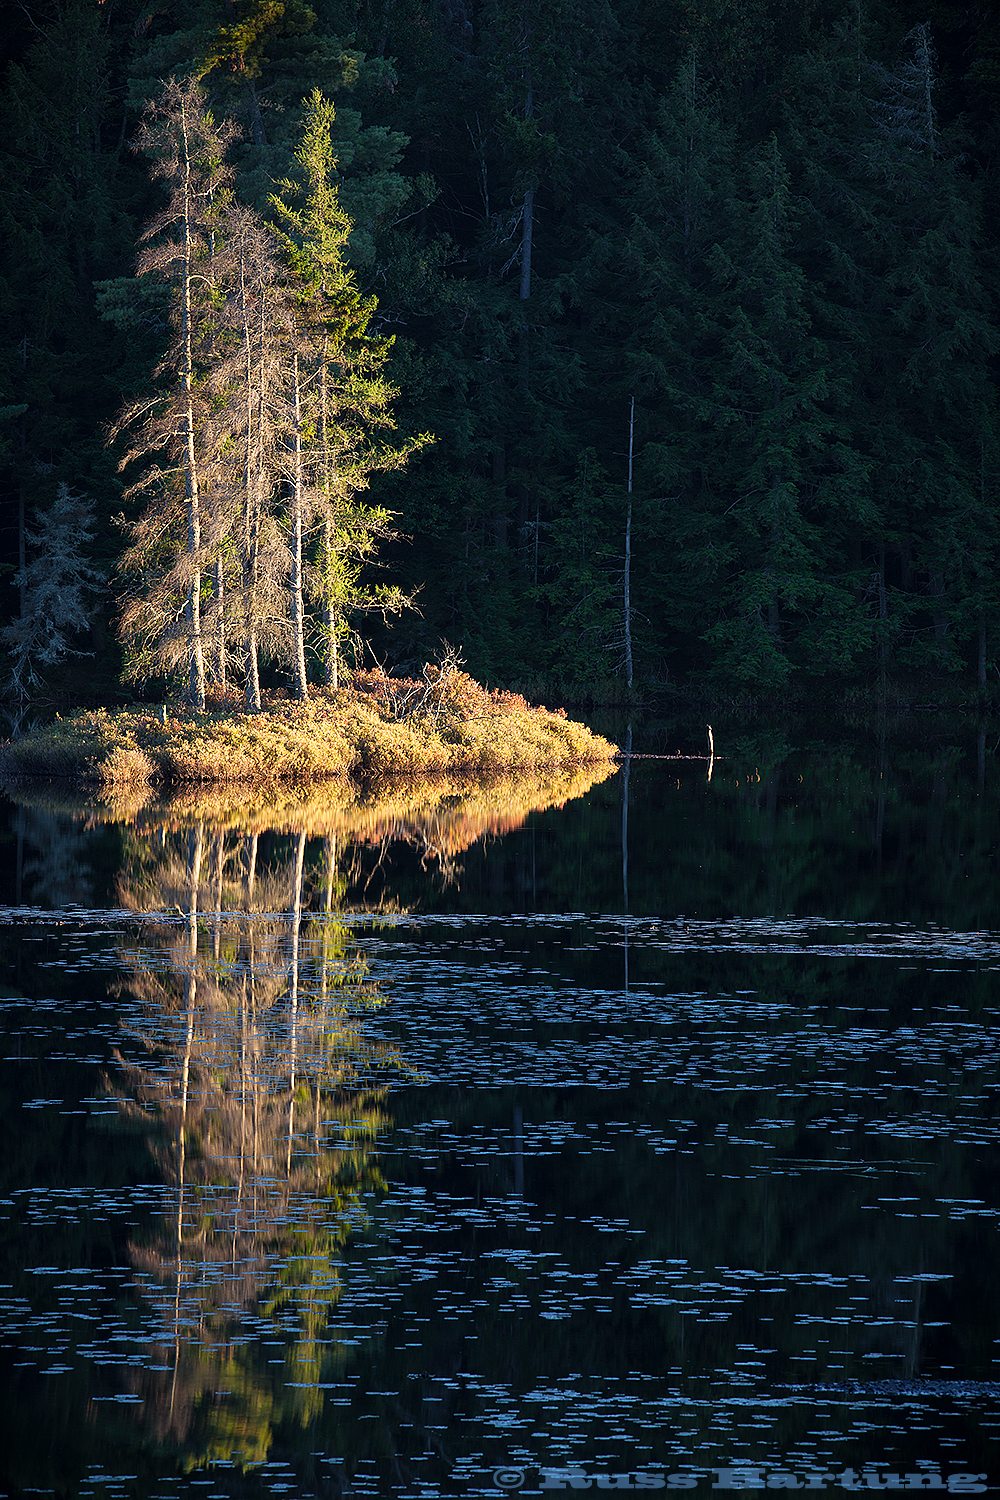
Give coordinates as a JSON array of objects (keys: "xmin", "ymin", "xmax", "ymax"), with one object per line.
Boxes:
[
  {"xmin": 107, "ymin": 822, "xmax": 398, "ymax": 1466},
  {"xmin": 12, "ymin": 805, "xmax": 95, "ymax": 907},
  {"xmin": 3, "ymin": 761, "xmax": 616, "ymax": 909}
]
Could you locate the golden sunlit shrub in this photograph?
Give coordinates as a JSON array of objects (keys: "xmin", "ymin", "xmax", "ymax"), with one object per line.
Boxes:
[{"xmin": 0, "ymin": 667, "xmax": 618, "ymax": 788}]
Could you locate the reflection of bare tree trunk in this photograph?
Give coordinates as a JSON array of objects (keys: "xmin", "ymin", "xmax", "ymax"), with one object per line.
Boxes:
[
  {"xmin": 907, "ymin": 1273, "xmax": 924, "ymax": 1378},
  {"xmin": 181, "ymin": 822, "xmax": 202, "ymax": 1127},
  {"xmin": 321, "ymin": 834, "xmax": 334, "ymax": 1002},
  {"xmin": 316, "ymin": 833, "xmax": 337, "ymax": 1178},
  {"xmin": 928, "ymin": 759, "xmax": 947, "ymax": 851},
  {"xmin": 212, "ymin": 831, "xmax": 225, "ymax": 961},
  {"xmin": 171, "ymin": 821, "xmax": 202, "ymax": 1417},
  {"xmin": 15, "ymin": 806, "xmax": 24, "ymax": 905},
  {"xmin": 512, "ymin": 1105, "xmax": 524, "ymax": 1196},
  {"xmin": 622, "ymin": 723, "xmax": 631, "ymax": 998},
  {"xmin": 875, "ymin": 732, "xmax": 887, "ymax": 876},
  {"xmin": 324, "ymin": 835, "xmax": 335, "ymax": 929},
  {"xmin": 242, "ymin": 832, "xmax": 257, "ymax": 904},
  {"xmin": 287, "ymin": 831, "xmax": 306, "ymax": 1175},
  {"xmin": 108, "ymin": 817, "xmax": 396, "ymax": 1429},
  {"xmin": 236, "ymin": 969, "xmax": 247, "ymax": 1265},
  {"xmin": 241, "ymin": 834, "xmax": 259, "ymax": 1180}
]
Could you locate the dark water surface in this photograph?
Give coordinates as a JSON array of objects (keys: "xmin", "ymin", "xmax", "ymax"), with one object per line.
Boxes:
[{"xmin": 2, "ymin": 732, "xmax": 1000, "ymax": 1497}]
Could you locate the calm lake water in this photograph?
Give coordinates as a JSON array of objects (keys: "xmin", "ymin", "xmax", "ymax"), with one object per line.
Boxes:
[{"xmin": 2, "ymin": 726, "xmax": 1000, "ymax": 1497}]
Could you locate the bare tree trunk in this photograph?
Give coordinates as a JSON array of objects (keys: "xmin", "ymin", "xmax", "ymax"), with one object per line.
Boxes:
[
  {"xmin": 915, "ymin": 22, "xmax": 935, "ymax": 157},
  {"xmin": 244, "ymin": 591, "xmax": 261, "ymax": 710},
  {"xmin": 517, "ymin": 40, "xmax": 534, "ymax": 529},
  {"xmin": 212, "ymin": 555, "xmax": 225, "ymax": 692},
  {"xmin": 624, "ymin": 397, "xmax": 634, "ymax": 689},
  {"xmin": 178, "ymin": 97, "xmax": 206, "ymax": 710},
  {"xmin": 493, "ymin": 440, "xmax": 508, "ymax": 551},
  {"xmin": 242, "ymin": 251, "xmax": 264, "ymax": 711},
  {"xmin": 878, "ymin": 542, "xmax": 888, "ymax": 696},
  {"xmin": 519, "ymin": 10, "xmax": 534, "ymax": 304},
  {"xmin": 240, "ymin": 316, "xmax": 259, "ymax": 711},
  {"xmin": 17, "ymin": 483, "xmax": 26, "ymax": 619},
  {"xmin": 245, "ymin": 76, "xmax": 266, "ymax": 151},
  {"xmin": 930, "ymin": 571, "xmax": 948, "ymax": 654},
  {"xmin": 319, "ymin": 348, "xmax": 338, "ymax": 689},
  {"xmin": 221, "ymin": 0, "xmax": 267, "ymax": 150},
  {"xmin": 979, "ymin": 617, "xmax": 987, "ymax": 688},
  {"xmin": 519, "ymin": 185, "xmax": 534, "ymax": 305},
  {"xmin": 324, "ymin": 513, "xmax": 338, "ymax": 690},
  {"xmin": 325, "ymin": 550, "xmax": 337, "ymax": 688},
  {"xmin": 290, "ymin": 352, "xmax": 308, "ymax": 700}
]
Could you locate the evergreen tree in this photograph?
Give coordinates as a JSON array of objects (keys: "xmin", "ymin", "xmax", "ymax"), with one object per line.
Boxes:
[
  {"xmin": 783, "ymin": 19, "xmax": 1000, "ymax": 683},
  {"xmin": 127, "ymin": 0, "xmax": 412, "ymax": 258},
  {"xmin": 695, "ymin": 135, "xmax": 865, "ymax": 685},
  {"xmin": 367, "ymin": 0, "xmax": 638, "ymax": 681},
  {"xmin": 603, "ymin": 65, "xmax": 860, "ymax": 685},
  {"xmin": 2, "ymin": 482, "xmax": 103, "ymax": 723},
  {"xmin": 865, "ymin": 25, "xmax": 999, "ymax": 678},
  {"xmin": 4, "ymin": 0, "xmax": 1000, "ymax": 695},
  {"xmin": 115, "ymin": 85, "xmax": 424, "ymax": 707},
  {"xmin": 270, "ymin": 89, "xmax": 427, "ymax": 692},
  {"xmin": 208, "ymin": 201, "xmax": 291, "ymax": 709},
  {"xmin": 0, "ymin": 0, "xmax": 141, "ymax": 640}
]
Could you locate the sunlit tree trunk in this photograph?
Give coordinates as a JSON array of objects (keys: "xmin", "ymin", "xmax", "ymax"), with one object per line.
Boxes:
[
  {"xmin": 290, "ymin": 353, "xmax": 308, "ymax": 699},
  {"xmin": 178, "ymin": 97, "xmax": 206, "ymax": 710},
  {"xmin": 211, "ymin": 557, "xmax": 226, "ymax": 693},
  {"xmin": 319, "ymin": 344, "xmax": 339, "ymax": 689},
  {"xmin": 116, "ymin": 80, "xmax": 236, "ymax": 702},
  {"xmin": 238, "ymin": 245, "xmax": 265, "ymax": 711}
]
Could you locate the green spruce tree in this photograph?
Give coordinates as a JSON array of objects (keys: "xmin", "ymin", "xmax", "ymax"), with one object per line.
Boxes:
[{"xmin": 270, "ymin": 90, "xmax": 428, "ymax": 691}]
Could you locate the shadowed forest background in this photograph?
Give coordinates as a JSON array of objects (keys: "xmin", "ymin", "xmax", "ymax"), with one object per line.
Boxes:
[{"xmin": 2, "ymin": 0, "xmax": 1000, "ymax": 706}]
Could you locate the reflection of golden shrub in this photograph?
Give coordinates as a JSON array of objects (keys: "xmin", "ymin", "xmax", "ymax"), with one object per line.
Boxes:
[
  {"xmin": 5, "ymin": 761, "xmax": 616, "ymax": 849},
  {"xmin": 346, "ymin": 763, "xmax": 615, "ymax": 861}
]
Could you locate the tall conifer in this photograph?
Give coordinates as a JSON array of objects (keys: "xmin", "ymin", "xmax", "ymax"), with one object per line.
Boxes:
[
  {"xmin": 115, "ymin": 79, "xmax": 237, "ymax": 706},
  {"xmin": 271, "ymin": 90, "xmax": 427, "ymax": 692}
]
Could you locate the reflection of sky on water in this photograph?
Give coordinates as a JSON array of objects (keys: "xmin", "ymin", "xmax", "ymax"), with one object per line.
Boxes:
[{"xmin": 1, "ymin": 753, "xmax": 1000, "ymax": 1495}]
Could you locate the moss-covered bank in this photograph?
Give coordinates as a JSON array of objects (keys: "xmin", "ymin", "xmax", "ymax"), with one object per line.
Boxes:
[{"xmin": 0, "ymin": 668, "xmax": 617, "ymax": 787}]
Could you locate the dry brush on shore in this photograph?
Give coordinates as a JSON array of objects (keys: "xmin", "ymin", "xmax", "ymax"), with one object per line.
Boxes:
[{"xmin": 0, "ymin": 667, "xmax": 617, "ymax": 788}]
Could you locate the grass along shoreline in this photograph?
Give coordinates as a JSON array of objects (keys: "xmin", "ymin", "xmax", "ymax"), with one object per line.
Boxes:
[{"xmin": 0, "ymin": 667, "xmax": 618, "ymax": 787}]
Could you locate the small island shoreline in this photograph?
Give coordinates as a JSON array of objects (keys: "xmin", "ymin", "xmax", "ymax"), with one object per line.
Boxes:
[{"xmin": 0, "ymin": 668, "xmax": 618, "ymax": 789}]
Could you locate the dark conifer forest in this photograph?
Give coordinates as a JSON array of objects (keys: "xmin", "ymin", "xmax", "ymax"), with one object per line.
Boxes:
[{"xmin": 2, "ymin": 0, "xmax": 999, "ymax": 706}]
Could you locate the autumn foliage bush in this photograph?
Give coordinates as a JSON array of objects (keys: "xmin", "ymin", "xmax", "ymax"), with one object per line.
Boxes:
[
  {"xmin": 349, "ymin": 646, "xmax": 539, "ymax": 726},
  {"xmin": 0, "ymin": 661, "xmax": 616, "ymax": 787}
]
